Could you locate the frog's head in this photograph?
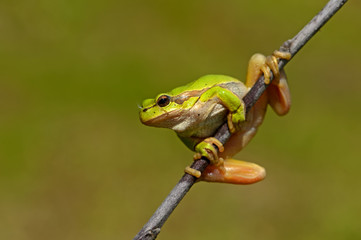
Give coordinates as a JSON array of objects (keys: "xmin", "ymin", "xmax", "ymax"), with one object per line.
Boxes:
[
  {"xmin": 139, "ymin": 89, "xmax": 200, "ymax": 129},
  {"xmin": 139, "ymin": 75, "xmax": 226, "ymax": 130}
]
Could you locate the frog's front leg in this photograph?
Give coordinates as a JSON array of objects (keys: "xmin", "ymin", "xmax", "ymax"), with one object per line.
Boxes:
[
  {"xmin": 199, "ymin": 86, "xmax": 246, "ymax": 133},
  {"xmin": 184, "ymin": 137, "xmax": 225, "ymax": 178}
]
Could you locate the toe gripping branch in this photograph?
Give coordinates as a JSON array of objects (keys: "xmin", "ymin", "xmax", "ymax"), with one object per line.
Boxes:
[
  {"xmin": 262, "ymin": 50, "xmax": 291, "ymax": 85},
  {"xmin": 184, "ymin": 137, "xmax": 224, "ymax": 179}
]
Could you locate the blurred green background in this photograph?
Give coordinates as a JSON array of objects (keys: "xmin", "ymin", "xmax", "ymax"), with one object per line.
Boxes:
[{"xmin": 1, "ymin": 0, "xmax": 360, "ymax": 239}]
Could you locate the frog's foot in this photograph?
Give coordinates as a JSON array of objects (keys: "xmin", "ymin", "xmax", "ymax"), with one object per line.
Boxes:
[
  {"xmin": 193, "ymin": 137, "xmax": 224, "ymax": 164},
  {"xmin": 200, "ymin": 159, "xmax": 266, "ymax": 184},
  {"xmin": 227, "ymin": 101, "xmax": 246, "ymax": 134},
  {"xmin": 185, "ymin": 137, "xmax": 225, "ymax": 178},
  {"xmin": 262, "ymin": 50, "xmax": 292, "ymax": 84},
  {"xmin": 184, "ymin": 157, "xmax": 226, "ymax": 179}
]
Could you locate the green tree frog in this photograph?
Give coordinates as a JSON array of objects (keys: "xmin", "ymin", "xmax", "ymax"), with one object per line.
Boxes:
[{"xmin": 139, "ymin": 51, "xmax": 291, "ymax": 184}]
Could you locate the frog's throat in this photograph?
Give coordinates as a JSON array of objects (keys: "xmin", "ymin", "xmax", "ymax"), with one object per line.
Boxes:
[{"xmin": 141, "ymin": 109, "xmax": 183, "ymax": 128}]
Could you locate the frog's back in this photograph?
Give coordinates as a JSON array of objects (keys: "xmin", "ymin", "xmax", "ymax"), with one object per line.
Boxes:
[{"xmin": 169, "ymin": 74, "xmax": 244, "ymax": 96}]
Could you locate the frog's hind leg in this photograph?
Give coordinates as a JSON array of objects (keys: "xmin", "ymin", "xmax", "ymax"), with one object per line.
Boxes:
[
  {"xmin": 219, "ymin": 54, "xmax": 270, "ymax": 158},
  {"xmin": 267, "ymin": 69, "xmax": 291, "ymax": 116},
  {"xmin": 263, "ymin": 51, "xmax": 292, "ymax": 116},
  {"xmin": 245, "ymin": 53, "xmax": 268, "ymax": 87},
  {"xmin": 200, "ymin": 159, "xmax": 266, "ymax": 184}
]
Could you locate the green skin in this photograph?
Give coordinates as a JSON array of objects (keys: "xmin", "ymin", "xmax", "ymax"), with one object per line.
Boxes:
[
  {"xmin": 139, "ymin": 53, "xmax": 291, "ymax": 184},
  {"xmin": 140, "ymin": 74, "xmax": 247, "ymax": 164}
]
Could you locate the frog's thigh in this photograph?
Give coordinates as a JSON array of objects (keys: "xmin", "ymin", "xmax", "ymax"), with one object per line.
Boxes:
[
  {"xmin": 220, "ymin": 125, "xmax": 257, "ymax": 158},
  {"xmin": 267, "ymin": 70, "xmax": 291, "ymax": 116},
  {"xmin": 200, "ymin": 158, "xmax": 266, "ymax": 184},
  {"xmin": 245, "ymin": 53, "xmax": 267, "ymax": 88},
  {"xmin": 220, "ymin": 94, "xmax": 268, "ymax": 158}
]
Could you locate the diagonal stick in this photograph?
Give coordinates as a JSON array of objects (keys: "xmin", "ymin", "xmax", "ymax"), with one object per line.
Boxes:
[{"xmin": 134, "ymin": 0, "xmax": 348, "ymax": 239}]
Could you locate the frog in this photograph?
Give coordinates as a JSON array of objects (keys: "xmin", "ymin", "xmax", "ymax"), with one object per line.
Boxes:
[{"xmin": 139, "ymin": 51, "xmax": 291, "ymax": 184}]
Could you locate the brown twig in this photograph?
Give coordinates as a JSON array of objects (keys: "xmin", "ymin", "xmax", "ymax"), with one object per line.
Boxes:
[{"xmin": 133, "ymin": 0, "xmax": 348, "ymax": 239}]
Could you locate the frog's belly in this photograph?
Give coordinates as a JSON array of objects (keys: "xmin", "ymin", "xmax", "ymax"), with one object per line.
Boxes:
[
  {"xmin": 194, "ymin": 103, "xmax": 227, "ymax": 137},
  {"xmin": 173, "ymin": 101, "xmax": 227, "ymax": 138}
]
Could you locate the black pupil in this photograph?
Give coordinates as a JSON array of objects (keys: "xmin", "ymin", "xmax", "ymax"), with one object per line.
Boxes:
[{"xmin": 157, "ymin": 95, "xmax": 170, "ymax": 107}]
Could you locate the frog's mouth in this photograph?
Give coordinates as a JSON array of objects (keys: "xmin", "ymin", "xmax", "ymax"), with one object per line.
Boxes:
[{"xmin": 140, "ymin": 108, "xmax": 183, "ymax": 128}]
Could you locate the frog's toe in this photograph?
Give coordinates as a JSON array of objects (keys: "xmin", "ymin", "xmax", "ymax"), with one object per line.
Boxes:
[
  {"xmin": 193, "ymin": 152, "xmax": 202, "ymax": 160},
  {"xmin": 184, "ymin": 166, "xmax": 201, "ymax": 178},
  {"xmin": 261, "ymin": 50, "xmax": 292, "ymax": 85},
  {"xmin": 273, "ymin": 50, "xmax": 291, "ymax": 60},
  {"xmin": 227, "ymin": 102, "xmax": 246, "ymax": 133},
  {"xmin": 193, "ymin": 145, "xmax": 217, "ymax": 163},
  {"xmin": 194, "ymin": 137, "xmax": 224, "ymax": 164},
  {"xmin": 266, "ymin": 55, "xmax": 280, "ymax": 80},
  {"xmin": 203, "ymin": 137, "xmax": 224, "ymax": 153},
  {"xmin": 227, "ymin": 113, "xmax": 236, "ymax": 133},
  {"xmin": 261, "ymin": 64, "xmax": 271, "ymax": 84}
]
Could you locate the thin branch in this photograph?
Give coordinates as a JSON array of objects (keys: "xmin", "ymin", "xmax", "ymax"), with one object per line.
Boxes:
[{"xmin": 133, "ymin": 0, "xmax": 348, "ymax": 239}]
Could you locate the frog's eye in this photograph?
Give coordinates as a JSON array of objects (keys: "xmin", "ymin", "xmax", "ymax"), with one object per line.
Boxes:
[{"xmin": 157, "ymin": 95, "xmax": 171, "ymax": 107}]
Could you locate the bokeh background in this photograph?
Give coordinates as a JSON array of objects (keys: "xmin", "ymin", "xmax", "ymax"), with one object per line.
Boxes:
[{"xmin": 1, "ymin": 0, "xmax": 360, "ymax": 239}]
